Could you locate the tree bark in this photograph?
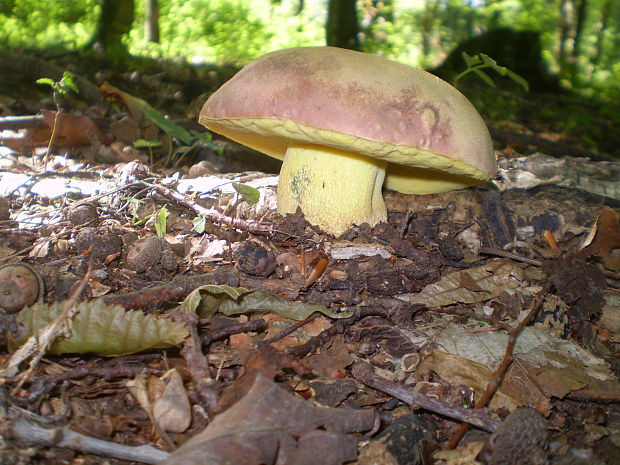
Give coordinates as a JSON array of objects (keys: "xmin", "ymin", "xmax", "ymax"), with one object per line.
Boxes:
[
  {"xmin": 558, "ymin": 0, "xmax": 573, "ymax": 75},
  {"xmin": 145, "ymin": 0, "xmax": 160, "ymax": 43},
  {"xmin": 572, "ymin": 0, "xmax": 588, "ymax": 60},
  {"xmin": 326, "ymin": 0, "xmax": 360, "ymax": 50},
  {"xmin": 593, "ymin": 0, "xmax": 612, "ymax": 65},
  {"xmin": 91, "ymin": 0, "xmax": 135, "ymax": 55}
]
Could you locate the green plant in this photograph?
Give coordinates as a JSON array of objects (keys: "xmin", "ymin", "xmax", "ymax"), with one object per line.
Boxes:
[
  {"xmin": 36, "ymin": 71, "xmax": 80, "ymax": 165},
  {"xmin": 144, "ymin": 106, "xmax": 224, "ymax": 168},
  {"xmin": 133, "ymin": 138, "xmax": 162, "ymax": 165},
  {"xmin": 454, "ymin": 52, "xmax": 529, "ymax": 91},
  {"xmin": 154, "ymin": 206, "xmax": 169, "ymax": 237}
]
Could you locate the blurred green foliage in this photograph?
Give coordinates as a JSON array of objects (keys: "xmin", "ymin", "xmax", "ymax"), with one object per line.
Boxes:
[{"xmin": 0, "ymin": 0, "xmax": 618, "ymax": 97}]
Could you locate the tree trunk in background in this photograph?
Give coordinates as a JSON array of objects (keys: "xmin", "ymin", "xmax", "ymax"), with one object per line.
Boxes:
[
  {"xmin": 326, "ymin": 0, "xmax": 360, "ymax": 50},
  {"xmin": 568, "ymin": 0, "xmax": 588, "ymax": 80},
  {"xmin": 558, "ymin": 0, "xmax": 573, "ymax": 75},
  {"xmin": 92, "ymin": 0, "xmax": 135, "ymax": 55},
  {"xmin": 419, "ymin": 0, "xmax": 441, "ymax": 64},
  {"xmin": 592, "ymin": 0, "xmax": 612, "ymax": 65},
  {"xmin": 294, "ymin": 0, "xmax": 305, "ymax": 15},
  {"xmin": 572, "ymin": 0, "xmax": 587, "ymax": 59},
  {"xmin": 145, "ymin": 0, "xmax": 160, "ymax": 43},
  {"xmin": 0, "ymin": 0, "xmax": 15, "ymax": 15}
]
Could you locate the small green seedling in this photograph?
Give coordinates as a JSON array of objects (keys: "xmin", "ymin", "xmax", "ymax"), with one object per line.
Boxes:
[
  {"xmin": 154, "ymin": 206, "xmax": 169, "ymax": 237},
  {"xmin": 36, "ymin": 71, "xmax": 80, "ymax": 101},
  {"xmin": 124, "ymin": 196, "xmax": 144, "ymax": 223},
  {"xmin": 36, "ymin": 71, "xmax": 80, "ymax": 165},
  {"xmin": 454, "ymin": 53, "xmax": 529, "ymax": 91},
  {"xmin": 231, "ymin": 182, "xmax": 260, "ymax": 205},
  {"xmin": 192, "ymin": 213, "xmax": 207, "ymax": 234},
  {"xmin": 134, "ymin": 139, "xmax": 162, "ymax": 164}
]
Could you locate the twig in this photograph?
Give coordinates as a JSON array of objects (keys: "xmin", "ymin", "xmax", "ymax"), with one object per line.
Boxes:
[
  {"xmin": 287, "ymin": 307, "xmax": 390, "ymax": 359},
  {"xmin": 204, "ymin": 318, "xmax": 268, "ymax": 344},
  {"xmin": 351, "ymin": 362, "xmax": 499, "ymax": 432},
  {"xmin": 478, "ymin": 247, "xmax": 542, "ymax": 266},
  {"xmin": 142, "ymin": 181, "xmax": 274, "ymax": 236},
  {"xmin": 174, "ymin": 312, "xmax": 220, "ymax": 415},
  {"xmin": 429, "ymin": 305, "xmax": 513, "ymax": 331},
  {"xmin": 2, "ymin": 416, "xmax": 168, "ymax": 464},
  {"xmin": 259, "ymin": 312, "xmax": 320, "ymax": 348},
  {"xmin": 0, "ymin": 114, "xmax": 46, "ymax": 130},
  {"xmin": 4, "ymin": 266, "xmax": 92, "ymax": 388},
  {"xmin": 445, "ymin": 280, "xmax": 552, "ymax": 449}
]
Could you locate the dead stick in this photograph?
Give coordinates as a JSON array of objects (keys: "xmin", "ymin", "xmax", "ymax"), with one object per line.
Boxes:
[
  {"xmin": 143, "ymin": 182, "xmax": 273, "ymax": 236},
  {"xmin": 3, "ymin": 416, "xmax": 168, "ymax": 464},
  {"xmin": 445, "ymin": 280, "xmax": 552, "ymax": 449},
  {"xmin": 352, "ymin": 362, "xmax": 499, "ymax": 432},
  {"xmin": 0, "ymin": 114, "xmax": 46, "ymax": 130}
]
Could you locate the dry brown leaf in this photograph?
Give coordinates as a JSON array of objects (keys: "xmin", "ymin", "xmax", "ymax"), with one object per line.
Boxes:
[
  {"xmin": 160, "ymin": 373, "xmax": 376, "ymax": 465},
  {"xmin": 418, "ymin": 350, "xmax": 524, "ymax": 411},
  {"xmin": 153, "ymin": 369, "xmax": 192, "ymax": 433},
  {"xmin": 408, "ymin": 259, "xmax": 524, "ymax": 306},
  {"xmin": 433, "ymin": 440, "xmax": 484, "ymax": 465},
  {"xmin": 216, "ymin": 345, "xmax": 308, "ymax": 413},
  {"xmin": 40, "ymin": 110, "xmax": 111, "ymax": 147},
  {"xmin": 306, "ymin": 335, "xmax": 355, "ymax": 378},
  {"xmin": 578, "ymin": 206, "xmax": 620, "ymax": 270}
]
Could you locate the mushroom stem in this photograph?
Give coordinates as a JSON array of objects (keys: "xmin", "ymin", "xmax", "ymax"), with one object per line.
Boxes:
[{"xmin": 277, "ymin": 144, "xmax": 387, "ymax": 235}]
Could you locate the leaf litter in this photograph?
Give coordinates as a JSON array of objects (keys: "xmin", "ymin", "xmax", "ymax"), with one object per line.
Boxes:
[{"xmin": 0, "ymin": 75, "xmax": 619, "ymax": 465}]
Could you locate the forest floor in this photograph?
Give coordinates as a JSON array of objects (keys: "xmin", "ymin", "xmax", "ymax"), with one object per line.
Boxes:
[{"xmin": 0, "ymin": 50, "xmax": 618, "ymax": 465}]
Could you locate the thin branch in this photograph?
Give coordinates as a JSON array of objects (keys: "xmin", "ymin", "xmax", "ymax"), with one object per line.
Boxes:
[
  {"xmin": 352, "ymin": 362, "xmax": 499, "ymax": 432},
  {"xmin": 445, "ymin": 280, "xmax": 552, "ymax": 449},
  {"xmin": 3, "ymin": 416, "xmax": 168, "ymax": 464}
]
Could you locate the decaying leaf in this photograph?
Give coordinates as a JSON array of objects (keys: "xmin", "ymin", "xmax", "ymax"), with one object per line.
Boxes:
[
  {"xmin": 40, "ymin": 110, "xmax": 111, "ymax": 147},
  {"xmin": 153, "ymin": 369, "xmax": 192, "ymax": 433},
  {"xmin": 578, "ymin": 206, "xmax": 620, "ymax": 270},
  {"xmin": 407, "ymin": 259, "xmax": 524, "ymax": 306},
  {"xmin": 420, "ymin": 324, "xmax": 620, "ymax": 410},
  {"xmin": 13, "ymin": 300, "xmax": 188, "ymax": 356},
  {"xmin": 306, "ymin": 334, "xmax": 355, "ymax": 378},
  {"xmin": 180, "ymin": 284, "xmax": 353, "ymax": 320},
  {"xmin": 160, "ymin": 373, "xmax": 376, "ymax": 465},
  {"xmin": 419, "ymin": 350, "xmax": 525, "ymax": 412}
]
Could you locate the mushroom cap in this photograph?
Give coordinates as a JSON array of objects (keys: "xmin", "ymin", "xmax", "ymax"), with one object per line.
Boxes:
[{"xmin": 200, "ymin": 46, "xmax": 496, "ymax": 194}]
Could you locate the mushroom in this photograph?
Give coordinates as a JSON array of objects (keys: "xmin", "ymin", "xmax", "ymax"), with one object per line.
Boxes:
[{"xmin": 199, "ymin": 46, "xmax": 496, "ymax": 235}]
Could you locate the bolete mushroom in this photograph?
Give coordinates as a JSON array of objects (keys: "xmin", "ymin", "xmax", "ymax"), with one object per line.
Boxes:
[{"xmin": 199, "ymin": 46, "xmax": 496, "ymax": 235}]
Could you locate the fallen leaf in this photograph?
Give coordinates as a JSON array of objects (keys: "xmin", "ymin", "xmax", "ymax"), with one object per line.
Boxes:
[
  {"xmin": 153, "ymin": 369, "xmax": 192, "ymax": 433},
  {"xmin": 161, "ymin": 373, "xmax": 376, "ymax": 465},
  {"xmin": 180, "ymin": 284, "xmax": 354, "ymax": 320},
  {"xmin": 12, "ymin": 300, "xmax": 188, "ymax": 356},
  {"xmin": 578, "ymin": 206, "xmax": 620, "ymax": 270},
  {"xmin": 407, "ymin": 259, "xmax": 524, "ymax": 306},
  {"xmin": 307, "ymin": 335, "xmax": 355, "ymax": 378},
  {"xmin": 418, "ymin": 350, "xmax": 524, "ymax": 412},
  {"xmin": 40, "ymin": 110, "xmax": 111, "ymax": 147}
]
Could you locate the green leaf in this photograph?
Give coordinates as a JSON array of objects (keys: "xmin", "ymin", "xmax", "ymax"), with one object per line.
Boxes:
[
  {"xmin": 231, "ymin": 182, "xmax": 260, "ymax": 205},
  {"xmin": 36, "ymin": 78, "xmax": 55, "ymax": 87},
  {"xmin": 191, "ymin": 130, "xmax": 225, "ymax": 156},
  {"xmin": 134, "ymin": 139, "xmax": 162, "ymax": 149},
  {"xmin": 472, "ymin": 68, "xmax": 496, "ymax": 87},
  {"xmin": 504, "ymin": 69, "xmax": 530, "ymax": 91},
  {"xmin": 192, "ymin": 213, "xmax": 207, "ymax": 234},
  {"xmin": 144, "ymin": 106, "xmax": 193, "ymax": 145},
  {"xmin": 461, "ymin": 52, "xmax": 480, "ymax": 68},
  {"xmin": 155, "ymin": 206, "xmax": 169, "ymax": 237},
  {"xmin": 181, "ymin": 285, "xmax": 354, "ymax": 320},
  {"xmin": 13, "ymin": 301, "xmax": 188, "ymax": 356},
  {"xmin": 61, "ymin": 71, "xmax": 80, "ymax": 94},
  {"xmin": 479, "ymin": 53, "xmax": 498, "ymax": 69}
]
